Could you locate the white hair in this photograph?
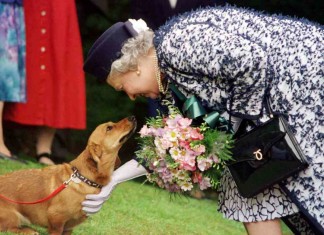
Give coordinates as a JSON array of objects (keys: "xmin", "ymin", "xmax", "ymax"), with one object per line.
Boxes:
[{"xmin": 109, "ymin": 30, "xmax": 154, "ymax": 80}]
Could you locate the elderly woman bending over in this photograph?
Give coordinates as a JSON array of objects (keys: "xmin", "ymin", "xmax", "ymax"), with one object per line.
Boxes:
[{"xmin": 83, "ymin": 6, "xmax": 323, "ymax": 235}]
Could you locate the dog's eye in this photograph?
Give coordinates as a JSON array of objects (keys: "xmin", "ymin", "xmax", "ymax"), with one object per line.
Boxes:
[{"xmin": 106, "ymin": 126, "xmax": 113, "ymax": 131}]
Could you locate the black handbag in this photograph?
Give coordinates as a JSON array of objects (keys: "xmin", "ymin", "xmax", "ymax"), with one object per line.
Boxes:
[{"xmin": 227, "ymin": 99, "xmax": 309, "ymax": 198}]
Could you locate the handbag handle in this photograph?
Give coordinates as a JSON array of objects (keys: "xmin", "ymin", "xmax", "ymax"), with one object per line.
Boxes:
[
  {"xmin": 228, "ymin": 90, "xmax": 275, "ymax": 136},
  {"xmin": 229, "ymin": 94, "xmax": 273, "ymax": 120},
  {"xmin": 265, "ymin": 97, "xmax": 274, "ymax": 118}
]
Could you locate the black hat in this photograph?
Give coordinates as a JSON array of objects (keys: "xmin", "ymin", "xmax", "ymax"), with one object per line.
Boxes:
[{"xmin": 83, "ymin": 20, "xmax": 140, "ymax": 82}]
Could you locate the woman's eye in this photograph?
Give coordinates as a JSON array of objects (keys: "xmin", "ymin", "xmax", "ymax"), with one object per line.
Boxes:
[{"xmin": 106, "ymin": 126, "xmax": 113, "ymax": 131}]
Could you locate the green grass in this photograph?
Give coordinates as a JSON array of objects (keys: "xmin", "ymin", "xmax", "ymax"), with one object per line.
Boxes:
[{"xmin": 0, "ymin": 159, "xmax": 293, "ymax": 235}]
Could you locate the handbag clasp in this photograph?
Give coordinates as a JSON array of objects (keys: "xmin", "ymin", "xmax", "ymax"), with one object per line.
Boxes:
[{"xmin": 253, "ymin": 149, "xmax": 263, "ymax": 160}]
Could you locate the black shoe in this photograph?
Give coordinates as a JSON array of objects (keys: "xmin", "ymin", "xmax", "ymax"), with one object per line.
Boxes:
[
  {"xmin": 36, "ymin": 152, "xmax": 55, "ymax": 165},
  {"xmin": 0, "ymin": 152, "xmax": 27, "ymax": 164}
]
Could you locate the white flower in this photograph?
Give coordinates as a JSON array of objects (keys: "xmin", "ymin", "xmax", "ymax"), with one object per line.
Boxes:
[
  {"xmin": 180, "ymin": 181, "xmax": 193, "ymax": 191},
  {"xmin": 128, "ymin": 19, "xmax": 149, "ymax": 33},
  {"xmin": 165, "ymin": 129, "xmax": 178, "ymax": 142},
  {"xmin": 153, "ymin": 161, "xmax": 159, "ymax": 167},
  {"xmin": 169, "ymin": 147, "xmax": 180, "ymax": 160},
  {"xmin": 176, "ymin": 170, "xmax": 187, "ymax": 180}
]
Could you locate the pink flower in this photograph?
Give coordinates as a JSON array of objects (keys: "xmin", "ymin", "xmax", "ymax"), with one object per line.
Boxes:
[
  {"xmin": 179, "ymin": 140, "xmax": 190, "ymax": 149},
  {"xmin": 154, "ymin": 128, "xmax": 165, "ymax": 137},
  {"xmin": 139, "ymin": 125, "xmax": 157, "ymax": 137},
  {"xmin": 189, "ymin": 128, "xmax": 204, "ymax": 140},
  {"xmin": 161, "ymin": 138, "xmax": 173, "ymax": 149},
  {"xmin": 165, "ymin": 115, "xmax": 182, "ymax": 128},
  {"xmin": 139, "ymin": 125, "xmax": 150, "ymax": 137},
  {"xmin": 192, "ymin": 171, "xmax": 202, "ymax": 183},
  {"xmin": 177, "ymin": 117, "xmax": 192, "ymax": 128},
  {"xmin": 181, "ymin": 155, "xmax": 197, "ymax": 171},
  {"xmin": 178, "ymin": 130, "xmax": 190, "ymax": 141},
  {"xmin": 197, "ymin": 158, "xmax": 213, "ymax": 171},
  {"xmin": 199, "ymin": 177, "xmax": 212, "ymax": 190},
  {"xmin": 160, "ymin": 170, "xmax": 173, "ymax": 183},
  {"xmin": 166, "ymin": 183, "xmax": 181, "ymax": 192},
  {"xmin": 155, "ymin": 137, "xmax": 172, "ymax": 151},
  {"xmin": 193, "ymin": 144, "xmax": 206, "ymax": 155},
  {"xmin": 181, "ymin": 162, "xmax": 196, "ymax": 171},
  {"xmin": 209, "ymin": 154, "xmax": 220, "ymax": 164}
]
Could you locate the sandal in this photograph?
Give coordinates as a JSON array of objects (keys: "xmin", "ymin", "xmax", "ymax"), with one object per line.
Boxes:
[
  {"xmin": 36, "ymin": 152, "xmax": 55, "ymax": 165},
  {"xmin": 0, "ymin": 152, "xmax": 27, "ymax": 164}
]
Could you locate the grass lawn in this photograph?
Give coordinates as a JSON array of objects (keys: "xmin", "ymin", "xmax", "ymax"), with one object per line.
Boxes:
[{"xmin": 0, "ymin": 159, "xmax": 293, "ymax": 235}]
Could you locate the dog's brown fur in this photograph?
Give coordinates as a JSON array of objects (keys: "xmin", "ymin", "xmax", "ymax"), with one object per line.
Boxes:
[{"xmin": 0, "ymin": 116, "xmax": 136, "ymax": 235}]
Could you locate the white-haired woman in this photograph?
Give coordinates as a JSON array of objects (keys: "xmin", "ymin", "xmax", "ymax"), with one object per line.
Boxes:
[{"xmin": 83, "ymin": 6, "xmax": 323, "ymax": 235}]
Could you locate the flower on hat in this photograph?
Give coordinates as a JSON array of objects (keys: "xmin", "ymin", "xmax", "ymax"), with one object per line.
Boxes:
[{"xmin": 128, "ymin": 19, "xmax": 149, "ymax": 34}]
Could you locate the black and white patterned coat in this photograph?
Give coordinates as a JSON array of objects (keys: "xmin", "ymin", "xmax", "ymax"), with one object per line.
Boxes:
[{"xmin": 153, "ymin": 5, "xmax": 323, "ymax": 234}]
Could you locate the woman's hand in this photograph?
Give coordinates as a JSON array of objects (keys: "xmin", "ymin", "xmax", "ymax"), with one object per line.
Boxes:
[{"xmin": 82, "ymin": 159, "xmax": 147, "ymax": 215}]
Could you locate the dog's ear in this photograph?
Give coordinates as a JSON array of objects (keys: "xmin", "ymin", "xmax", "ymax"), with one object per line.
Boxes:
[
  {"xmin": 114, "ymin": 156, "xmax": 121, "ymax": 169},
  {"xmin": 89, "ymin": 143, "xmax": 103, "ymax": 163}
]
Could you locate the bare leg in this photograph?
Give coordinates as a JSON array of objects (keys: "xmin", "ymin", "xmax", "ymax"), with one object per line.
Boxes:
[
  {"xmin": 0, "ymin": 101, "xmax": 11, "ymax": 156},
  {"xmin": 36, "ymin": 126, "xmax": 56, "ymax": 165},
  {"xmin": 244, "ymin": 219, "xmax": 282, "ymax": 235}
]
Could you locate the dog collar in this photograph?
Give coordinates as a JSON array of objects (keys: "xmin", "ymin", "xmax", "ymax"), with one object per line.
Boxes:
[{"xmin": 71, "ymin": 166, "xmax": 103, "ymax": 189}]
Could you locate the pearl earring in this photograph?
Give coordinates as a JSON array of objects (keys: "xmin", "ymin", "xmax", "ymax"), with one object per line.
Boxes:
[{"xmin": 136, "ymin": 69, "xmax": 141, "ymax": 76}]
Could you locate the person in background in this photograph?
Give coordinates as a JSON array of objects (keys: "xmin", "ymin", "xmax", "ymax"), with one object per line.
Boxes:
[
  {"xmin": 82, "ymin": 6, "xmax": 323, "ymax": 235},
  {"xmin": 4, "ymin": 0, "xmax": 86, "ymax": 165},
  {"xmin": 0, "ymin": 0, "xmax": 26, "ymax": 163}
]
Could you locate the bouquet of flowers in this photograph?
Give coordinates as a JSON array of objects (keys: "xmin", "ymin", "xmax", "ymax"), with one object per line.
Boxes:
[{"xmin": 135, "ymin": 102, "xmax": 233, "ymax": 193}]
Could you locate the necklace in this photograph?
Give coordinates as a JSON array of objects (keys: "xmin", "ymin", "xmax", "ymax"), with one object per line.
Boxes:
[{"xmin": 154, "ymin": 50, "xmax": 169, "ymax": 94}]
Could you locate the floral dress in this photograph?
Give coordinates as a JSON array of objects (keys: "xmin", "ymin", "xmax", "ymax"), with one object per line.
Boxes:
[
  {"xmin": 0, "ymin": 1, "xmax": 26, "ymax": 102},
  {"xmin": 153, "ymin": 6, "xmax": 323, "ymax": 234}
]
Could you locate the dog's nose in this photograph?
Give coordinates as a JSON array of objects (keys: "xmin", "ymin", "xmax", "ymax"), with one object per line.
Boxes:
[{"xmin": 128, "ymin": 116, "xmax": 136, "ymax": 122}]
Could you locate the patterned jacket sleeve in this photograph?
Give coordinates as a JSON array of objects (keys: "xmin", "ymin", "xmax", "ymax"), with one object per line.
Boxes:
[{"xmin": 155, "ymin": 14, "xmax": 269, "ymax": 118}]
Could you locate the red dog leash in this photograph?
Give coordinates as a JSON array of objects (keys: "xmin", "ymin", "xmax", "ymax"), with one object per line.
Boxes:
[
  {"xmin": 0, "ymin": 184, "xmax": 67, "ymax": 205},
  {"xmin": 0, "ymin": 168, "xmax": 78, "ymax": 205}
]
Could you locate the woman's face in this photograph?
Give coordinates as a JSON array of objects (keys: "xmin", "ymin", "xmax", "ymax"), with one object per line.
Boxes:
[{"xmin": 107, "ymin": 52, "xmax": 160, "ymax": 100}]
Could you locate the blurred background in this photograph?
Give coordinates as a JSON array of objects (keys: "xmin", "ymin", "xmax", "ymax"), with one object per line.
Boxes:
[{"xmin": 4, "ymin": 0, "xmax": 323, "ymax": 164}]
